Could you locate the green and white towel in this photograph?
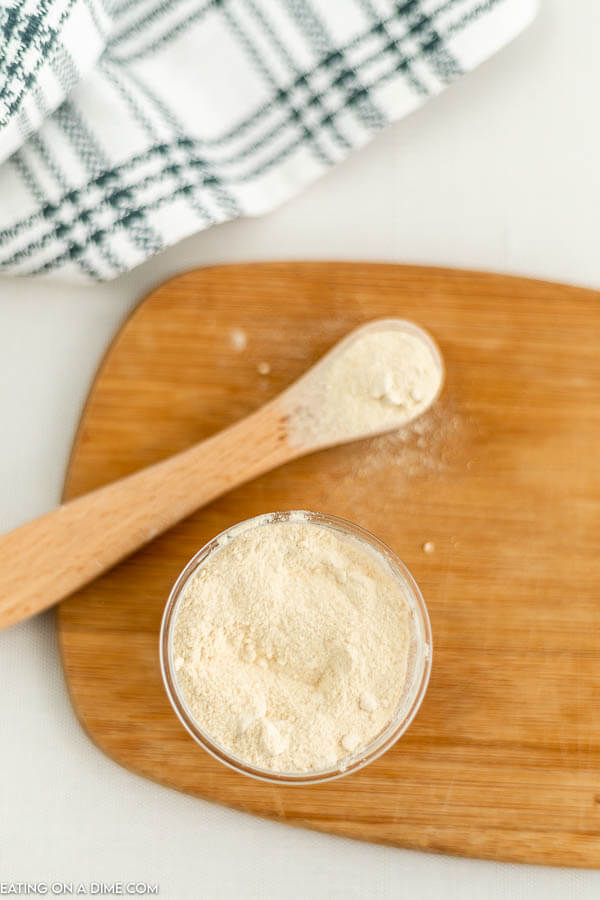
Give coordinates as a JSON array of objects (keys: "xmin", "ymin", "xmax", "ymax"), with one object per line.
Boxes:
[{"xmin": 0, "ymin": 0, "xmax": 537, "ymax": 280}]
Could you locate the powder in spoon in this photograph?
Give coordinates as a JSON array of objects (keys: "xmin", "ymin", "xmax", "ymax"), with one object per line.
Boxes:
[
  {"xmin": 170, "ymin": 514, "xmax": 413, "ymax": 774},
  {"xmin": 285, "ymin": 322, "xmax": 443, "ymax": 447}
]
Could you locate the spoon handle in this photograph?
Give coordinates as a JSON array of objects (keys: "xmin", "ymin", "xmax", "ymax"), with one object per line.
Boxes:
[{"xmin": 0, "ymin": 401, "xmax": 291, "ymax": 630}]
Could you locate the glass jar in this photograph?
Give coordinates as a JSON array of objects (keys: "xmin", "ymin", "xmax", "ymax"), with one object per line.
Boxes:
[{"xmin": 160, "ymin": 510, "xmax": 432, "ymax": 785}]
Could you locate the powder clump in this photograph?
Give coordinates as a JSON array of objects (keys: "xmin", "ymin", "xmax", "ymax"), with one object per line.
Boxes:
[{"xmin": 171, "ymin": 516, "xmax": 411, "ymax": 774}]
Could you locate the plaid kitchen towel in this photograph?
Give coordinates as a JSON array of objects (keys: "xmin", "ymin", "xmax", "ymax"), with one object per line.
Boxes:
[{"xmin": 0, "ymin": 0, "xmax": 537, "ymax": 280}]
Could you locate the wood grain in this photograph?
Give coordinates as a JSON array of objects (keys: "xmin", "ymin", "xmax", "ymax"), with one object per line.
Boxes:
[{"xmin": 58, "ymin": 263, "xmax": 600, "ymax": 868}]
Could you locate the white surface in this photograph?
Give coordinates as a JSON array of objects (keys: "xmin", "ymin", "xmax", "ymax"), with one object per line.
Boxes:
[{"xmin": 1, "ymin": 1, "xmax": 599, "ymax": 895}]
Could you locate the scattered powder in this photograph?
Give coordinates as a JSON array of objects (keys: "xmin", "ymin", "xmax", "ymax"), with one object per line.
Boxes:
[
  {"xmin": 171, "ymin": 516, "xmax": 412, "ymax": 774},
  {"xmin": 302, "ymin": 405, "xmax": 469, "ymax": 557},
  {"xmin": 285, "ymin": 322, "xmax": 442, "ymax": 448},
  {"xmin": 230, "ymin": 328, "xmax": 247, "ymax": 351},
  {"xmin": 339, "ymin": 404, "xmax": 465, "ymax": 489},
  {"xmin": 257, "ymin": 361, "xmax": 271, "ymax": 375}
]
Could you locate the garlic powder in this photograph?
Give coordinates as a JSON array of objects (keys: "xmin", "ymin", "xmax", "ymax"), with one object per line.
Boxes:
[{"xmin": 171, "ymin": 515, "xmax": 411, "ymax": 774}]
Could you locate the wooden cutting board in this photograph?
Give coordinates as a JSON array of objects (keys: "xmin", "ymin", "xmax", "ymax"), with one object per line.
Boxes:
[{"xmin": 58, "ymin": 263, "xmax": 600, "ymax": 868}]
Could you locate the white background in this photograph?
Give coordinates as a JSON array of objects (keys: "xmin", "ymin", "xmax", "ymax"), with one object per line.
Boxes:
[{"xmin": 1, "ymin": 1, "xmax": 599, "ymax": 896}]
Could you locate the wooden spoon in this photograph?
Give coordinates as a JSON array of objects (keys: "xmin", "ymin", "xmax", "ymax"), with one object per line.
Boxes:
[{"xmin": 0, "ymin": 319, "xmax": 443, "ymax": 629}]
